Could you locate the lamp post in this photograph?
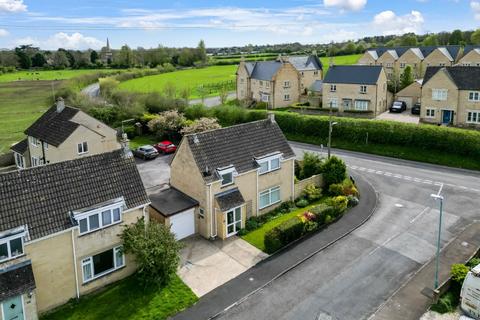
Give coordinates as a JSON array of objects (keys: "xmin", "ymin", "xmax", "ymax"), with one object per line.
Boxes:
[
  {"xmin": 431, "ymin": 193, "xmax": 444, "ymax": 289},
  {"xmin": 327, "ymin": 101, "xmax": 338, "ymax": 159}
]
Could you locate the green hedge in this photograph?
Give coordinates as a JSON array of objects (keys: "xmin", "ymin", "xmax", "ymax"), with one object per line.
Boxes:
[
  {"xmin": 247, "ymin": 111, "xmax": 480, "ymax": 158},
  {"xmin": 264, "ymin": 216, "xmax": 304, "ymax": 254}
]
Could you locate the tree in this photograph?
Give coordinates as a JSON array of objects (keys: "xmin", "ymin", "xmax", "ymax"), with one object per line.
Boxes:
[
  {"xmin": 197, "ymin": 86, "xmax": 208, "ymax": 105},
  {"xmin": 180, "ymin": 117, "xmax": 221, "ymax": 135},
  {"xmin": 147, "ymin": 110, "xmax": 186, "ymax": 140},
  {"xmin": 163, "ymin": 82, "xmax": 177, "ymax": 99},
  {"xmin": 321, "ymin": 156, "xmax": 347, "ymax": 187},
  {"xmin": 219, "ymin": 85, "xmax": 229, "ymax": 105},
  {"xmin": 52, "ymin": 50, "xmax": 70, "ymax": 69},
  {"xmin": 471, "ymin": 29, "xmax": 480, "ymax": 45},
  {"xmin": 400, "ymin": 66, "xmax": 414, "ymax": 90},
  {"xmin": 449, "ymin": 29, "xmax": 463, "ymax": 45},
  {"xmin": 343, "ymin": 42, "xmax": 356, "ymax": 55},
  {"xmin": 14, "ymin": 45, "xmax": 32, "ymax": 69},
  {"xmin": 121, "ymin": 218, "xmax": 183, "ymax": 286},
  {"xmin": 31, "ymin": 52, "xmax": 46, "ymax": 67},
  {"xmin": 387, "ymin": 68, "xmax": 401, "ymax": 94},
  {"xmin": 117, "ymin": 45, "xmax": 134, "ymax": 67},
  {"xmin": 400, "ymin": 34, "xmax": 417, "ymax": 46},
  {"xmin": 197, "ymin": 40, "xmax": 207, "ymax": 63},
  {"xmin": 179, "ymin": 86, "xmax": 192, "ymax": 104},
  {"xmin": 423, "ymin": 34, "xmax": 439, "ymax": 46},
  {"xmin": 300, "ymin": 152, "xmax": 323, "ymax": 180},
  {"xmin": 90, "ymin": 50, "xmax": 99, "ymax": 63}
]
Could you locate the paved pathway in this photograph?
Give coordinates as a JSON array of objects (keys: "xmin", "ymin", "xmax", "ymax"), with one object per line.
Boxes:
[{"xmin": 189, "ymin": 92, "xmax": 236, "ymax": 107}]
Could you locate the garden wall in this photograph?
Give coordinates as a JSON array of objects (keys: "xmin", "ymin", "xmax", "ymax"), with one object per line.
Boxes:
[{"xmin": 294, "ymin": 174, "xmax": 323, "ymax": 199}]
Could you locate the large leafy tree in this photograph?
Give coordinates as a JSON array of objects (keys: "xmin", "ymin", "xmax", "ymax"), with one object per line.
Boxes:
[
  {"xmin": 31, "ymin": 52, "xmax": 46, "ymax": 67},
  {"xmin": 471, "ymin": 29, "xmax": 480, "ymax": 45},
  {"xmin": 121, "ymin": 218, "xmax": 183, "ymax": 286},
  {"xmin": 400, "ymin": 66, "xmax": 414, "ymax": 90},
  {"xmin": 322, "ymin": 156, "xmax": 347, "ymax": 187}
]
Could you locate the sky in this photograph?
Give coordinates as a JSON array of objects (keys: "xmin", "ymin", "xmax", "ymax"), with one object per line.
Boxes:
[{"xmin": 0, "ymin": 0, "xmax": 479, "ymax": 50}]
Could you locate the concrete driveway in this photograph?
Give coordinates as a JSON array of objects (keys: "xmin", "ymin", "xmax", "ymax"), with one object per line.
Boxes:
[
  {"xmin": 178, "ymin": 235, "xmax": 267, "ymax": 297},
  {"xmin": 376, "ymin": 110, "xmax": 420, "ymax": 124},
  {"xmin": 135, "ymin": 154, "xmax": 172, "ymax": 195}
]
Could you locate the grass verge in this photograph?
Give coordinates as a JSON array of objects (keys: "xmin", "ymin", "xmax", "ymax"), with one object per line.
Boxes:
[
  {"xmin": 41, "ymin": 274, "xmax": 197, "ymax": 320},
  {"xmin": 0, "ymin": 69, "xmax": 119, "ymax": 82},
  {"xmin": 129, "ymin": 135, "xmax": 157, "ymax": 150}
]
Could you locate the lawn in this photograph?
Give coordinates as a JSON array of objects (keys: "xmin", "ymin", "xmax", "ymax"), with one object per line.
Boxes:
[
  {"xmin": 0, "ymin": 81, "xmax": 57, "ymax": 153},
  {"xmin": 241, "ymin": 201, "xmax": 323, "ymax": 251},
  {"xmin": 321, "ymin": 54, "xmax": 361, "ymax": 73},
  {"xmin": 41, "ymin": 275, "xmax": 197, "ymax": 320},
  {"xmin": 0, "ymin": 69, "xmax": 119, "ymax": 82},
  {"xmin": 129, "ymin": 135, "xmax": 157, "ymax": 150},
  {"xmin": 118, "ymin": 65, "xmax": 237, "ymax": 98}
]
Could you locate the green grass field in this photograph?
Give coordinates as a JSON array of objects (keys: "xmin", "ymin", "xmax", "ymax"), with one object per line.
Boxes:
[
  {"xmin": 118, "ymin": 65, "xmax": 237, "ymax": 98},
  {"xmin": 0, "ymin": 69, "xmax": 118, "ymax": 82},
  {"xmin": 0, "ymin": 81, "xmax": 57, "ymax": 153}
]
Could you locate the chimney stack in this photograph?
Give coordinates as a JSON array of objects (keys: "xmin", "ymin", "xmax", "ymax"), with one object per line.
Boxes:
[
  {"xmin": 120, "ymin": 133, "xmax": 133, "ymax": 158},
  {"xmin": 56, "ymin": 97, "xmax": 65, "ymax": 113},
  {"xmin": 267, "ymin": 112, "xmax": 275, "ymax": 123}
]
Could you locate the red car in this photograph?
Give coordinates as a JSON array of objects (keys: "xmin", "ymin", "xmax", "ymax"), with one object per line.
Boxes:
[{"xmin": 154, "ymin": 140, "xmax": 177, "ymax": 154}]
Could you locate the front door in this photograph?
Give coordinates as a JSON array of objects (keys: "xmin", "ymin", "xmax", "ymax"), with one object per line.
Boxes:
[
  {"xmin": 2, "ymin": 295, "xmax": 24, "ymax": 320},
  {"xmin": 226, "ymin": 207, "xmax": 242, "ymax": 237},
  {"xmin": 442, "ymin": 110, "xmax": 454, "ymax": 124}
]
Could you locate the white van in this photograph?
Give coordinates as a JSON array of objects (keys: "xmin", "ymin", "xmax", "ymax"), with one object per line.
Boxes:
[{"xmin": 461, "ymin": 264, "xmax": 480, "ymax": 319}]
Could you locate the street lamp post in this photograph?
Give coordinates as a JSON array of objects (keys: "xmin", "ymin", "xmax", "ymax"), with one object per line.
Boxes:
[
  {"xmin": 431, "ymin": 193, "xmax": 444, "ymax": 289},
  {"xmin": 327, "ymin": 101, "xmax": 338, "ymax": 159}
]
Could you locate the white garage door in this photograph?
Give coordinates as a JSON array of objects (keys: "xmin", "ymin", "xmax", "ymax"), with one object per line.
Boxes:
[
  {"xmin": 170, "ymin": 208, "xmax": 195, "ymax": 240},
  {"xmin": 397, "ymin": 97, "xmax": 413, "ymax": 109}
]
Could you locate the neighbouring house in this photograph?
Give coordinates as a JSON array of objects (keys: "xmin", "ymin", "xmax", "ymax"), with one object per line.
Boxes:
[
  {"xmin": 0, "ymin": 150, "xmax": 149, "ymax": 319},
  {"xmin": 322, "ymin": 65, "xmax": 392, "ymax": 116},
  {"xmin": 357, "ymin": 46, "xmax": 462, "ymax": 79},
  {"xmin": 420, "ymin": 66, "xmax": 480, "ymax": 127},
  {"xmin": 395, "ymin": 79, "xmax": 423, "ymax": 109},
  {"xmin": 236, "ymin": 55, "xmax": 323, "ymax": 109},
  {"xmin": 457, "ymin": 46, "xmax": 480, "ymax": 66},
  {"xmin": 169, "ymin": 114, "xmax": 296, "ymax": 240},
  {"xmin": 10, "ymin": 98, "xmax": 120, "ymax": 170}
]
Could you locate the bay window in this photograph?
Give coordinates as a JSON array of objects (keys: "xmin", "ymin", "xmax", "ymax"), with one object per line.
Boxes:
[{"xmin": 82, "ymin": 246, "xmax": 124, "ymax": 283}]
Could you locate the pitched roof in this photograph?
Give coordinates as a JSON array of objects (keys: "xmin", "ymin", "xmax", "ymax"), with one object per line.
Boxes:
[
  {"xmin": 0, "ymin": 150, "xmax": 149, "ymax": 240},
  {"xmin": 10, "ymin": 138, "xmax": 28, "ymax": 154},
  {"xmin": 24, "ymin": 104, "xmax": 80, "ymax": 147},
  {"xmin": 288, "ymin": 55, "xmax": 322, "ymax": 71},
  {"xmin": 184, "ymin": 118, "xmax": 295, "ymax": 183},
  {"xmin": 324, "ymin": 65, "xmax": 383, "ymax": 85},
  {"xmin": 250, "ymin": 61, "xmax": 283, "ymax": 80},
  {"xmin": 215, "ymin": 188, "xmax": 245, "ymax": 211},
  {"xmin": 0, "ymin": 260, "xmax": 36, "ymax": 302},
  {"xmin": 463, "ymin": 45, "xmax": 480, "ymax": 56},
  {"xmin": 149, "ymin": 187, "xmax": 198, "ymax": 217},
  {"xmin": 422, "ymin": 66, "xmax": 480, "ymax": 90},
  {"xmin": 366, "ymin": 46, "xmax": 461, "ymax": 61}
]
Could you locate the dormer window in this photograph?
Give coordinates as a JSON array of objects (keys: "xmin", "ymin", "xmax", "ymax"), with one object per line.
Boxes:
[
  {"xmin": 74, "ymin": 199, "xmax": 124, "ymax": 235},
  {"xmin": 0, "ymin": 229, "xmax": 25, "ymax": 262},
  {"xmin": 257, "ymin": 153, "xmax": 281, "ymax": 174},
  {"xmin": 217, "ymin": 166, "xmax": 236, "ymax": 186}
]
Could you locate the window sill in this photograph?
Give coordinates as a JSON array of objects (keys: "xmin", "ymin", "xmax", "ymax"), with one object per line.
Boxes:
[
  {"xmin": 220, "ymin": 182, "xmax": 235, "ymax": 189},
  {"xmin": 78, "ymin": 152, "xmax": 89, "ymax": 156},
  {"xmin": 82, "ymin": 265, "xmax": 126, "ymax": 285},
  {"xmin": 0, "ymin": 253, "xmax": 26, "ymax": 264},
  {"xmin": 259, "ymin": 168, "xmax": 281, "ymax": 176},
  {"xmin": 259, "ymin": 200, "xmax": 281, "ymax": 211}
]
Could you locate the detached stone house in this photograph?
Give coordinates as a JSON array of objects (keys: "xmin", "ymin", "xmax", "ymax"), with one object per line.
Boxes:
[
  {"xmin": 0, "ymin": 150, "xmax": 149, "ymax": 319},
  {"xmin": 10, "ymin": 98, "xmax": 120, "ymax": 169},
  {"xmin": 358, "ymin": 46, "xmax": 462, "ymax": 79},
  {"xmin": 457, "ymin": 46, "xmax": 480, "ymax": 66},
  {"xmin": 322, "ymin": 65, "xmax": 391, "ymax": 116},
  {"xmin": 170, "ymin": 115, "xmax": 295, "ymax": 240},
  {"xmin": 236, "ymin": 55, "xmax": 322, "ymax": 108},
  {"xmin": 420, "ymin": 66, "xmax": 480, "ymax": 127}
]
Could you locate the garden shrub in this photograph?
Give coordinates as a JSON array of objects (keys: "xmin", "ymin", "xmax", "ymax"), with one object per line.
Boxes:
[
  {"xmin": 347, "ymin": 195, "xmax": 359, "ymax": 207},
  {"xmin": 467, "ymin": 258, "xmax": 480, "ymax": 269},
  {"xmin": 430, "ymin": 291, "xmax": 459, "ymax": 314},
  {"xmin": 237, "ymin": 228, "xmax": 248, "ymax": 236},
  {"xmin": 322, "ymin": 156, "xmax": 347, "ymax": 187},
  {"xmin": 327, "ymin": 196, "xmax": 348, "ymax": 216},
  {"xmin": 324, "ymin": 215, "xmax": 333, "ymax": 224},
  {"xmin": 245, "ymin": 218, "xmax": 260, "ymax": 231},
  {"xmin": 264, "ymin": 228, "xmax": 282, "ymax": 254},
  {"xmin": 329, "ymin": 180, "xmax": 359, "ymax": 197},
  {"xmin": 300, "ymin": 152, "xmax": 323, "ymax": 180},
  {"xmin": 451, "ymin": 264, "xmax": 469, "ymax": 284},
  {"xmin": 277, "ymin": 216, "xmax": 304, "ymax": 245},
  {"xmin": 302, "ymin": 184, "xmax": 322, "ymax": 201},
  {"xmin": 184, "ymin": 104, "xmax": 212, "ymax": 120},
  {"xmin": 296, "ymin": 199, "xmax": 309, "ymax": 208},
  {"xmin": 304, "ymin": 220, "xmax": 318, "ymax": 233},
  {"xmin": 328, "ymin": 183, "xmax": 344, "ymax": 196},
  {"xmin": 278, "ymin": 201, "xmax": 296, "ymax": 213}
]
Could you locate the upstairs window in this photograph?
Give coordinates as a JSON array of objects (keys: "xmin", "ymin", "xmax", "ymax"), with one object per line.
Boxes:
[
  {"xmin": 360, "ymin": 85, "xmax": 367, "ymax": 94},
  {"xmin": 400, "ymin": 63, "xmax": 406, "ymax": 68},
  {"xmin": 330, "ymin": 84, "xmax": 336, "ymax": 92},
  {"xmin": 259, "ymin": 80, "xmax": 263, "ymax": 86},
  {"xmin": 0, "ymin": 232, "xmax": 25, "ymax": 262},
  {"xmin": 30, "ymin": 137, "xmax": 39, "ymax": 147},
  {"xmin": 284, "ymin": 81, "xmax": 290, "ymax": 88},
  {"xmin": 469, "ymin": 91, "xmax": 480, "ymax": 101},
  {"xmin": 75, "ymin": 202, "xmax": 124, "ymax": 235},
  {"xmin": 314, "ymin": 71, "xmax": 319, "ymax": 76},
  {"xmin": 432, "ymin": 89, "xmax": 448, "ymax": 101},
  {"xmin": 77, "ymin": 141, "xmax": 89, "ymax": 154},
  {"xmin": 257, "ymin": 155, "xmax": 281, "ymax": 174},
  {"xmin": 217, "ymin": 167, "xmax": 236, "ymax": 186}
]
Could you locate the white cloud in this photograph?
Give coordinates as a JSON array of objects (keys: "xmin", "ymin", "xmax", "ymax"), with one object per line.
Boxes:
[
  {"xmin": 15, "ymin": 33, "xmax": 104, "ymax": 50},
  {"xmin": 0, "ymin": 28, "xmax": 8, "ymax": 36},
  {"xmin": 471, "ymin": 1, "xmax": 480, "ymax": 20},
  {"xmin": 0, "ymin": 0, "xmax": 26, "ymax": 13},
  {"xmin": 324, "ymin": 0, "xmax": 367, "ymax": 11},
  {"xmin": 372, "ymin": 10, "xmax": 424, "ymax": 35}
]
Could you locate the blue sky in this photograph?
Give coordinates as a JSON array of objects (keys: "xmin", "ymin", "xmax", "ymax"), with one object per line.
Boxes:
[{"xmin": 0, "ymin": 0, "xmax": 479, "ymax": 49}]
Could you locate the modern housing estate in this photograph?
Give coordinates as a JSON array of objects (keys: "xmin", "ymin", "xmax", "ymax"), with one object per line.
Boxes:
[
  {"xmin": 236, "ymin": 55, "xmax": 323, "ymax": 108},
  {"xmin": 0, "ymin": 150, "xmax": 149, "ymax": 319},
  {"xmin": 420, "ymin": 66, "xmax": 480, "ymax": 127},
  {"xmin": 457, "ymin": 45, "xmax": 480, "ymax": 66},
  {"xmin": 169, "ymin": 114, "xmax": 296, "ymax": 240},
  {"xmin": 10, "ymin": 98, "xmax": 120, "ymax": 170},
  {"xmin": 322, "ymin": 65, "xmax": 391, "ymax": 116}
]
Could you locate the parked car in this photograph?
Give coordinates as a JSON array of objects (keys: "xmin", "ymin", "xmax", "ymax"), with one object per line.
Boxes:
[
  {"xmin": 133, "ymin": 145, "xmax": 159, "ymax": 160},
  {"xmin": 411, "ymin": 103, "xmax": 421, "ymax": 115},
  {"xmin": 390, "ymin": 101, "xmax": 407, "ymax": 113},
  {"xmin": 154, "ymin": 140, "xmax": 177, "ymax": 154}
]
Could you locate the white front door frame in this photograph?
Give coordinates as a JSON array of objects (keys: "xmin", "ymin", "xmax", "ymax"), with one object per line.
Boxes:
[
  {"xmin": 1, "ymin": 294, "xmax": 25, "ymax": 320},
  {"xmin": 225, "ymin": 205, "xmax": 243, "ymax": 237}
]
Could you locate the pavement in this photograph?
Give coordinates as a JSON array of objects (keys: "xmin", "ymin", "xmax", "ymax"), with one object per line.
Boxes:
[
  {"xmin": 134, "ymin": 154, "xmax": 172, "ymax": 195},
  {"xmin": 173, "ymin": 142, "xmax": 480, "ymax": 320},
  {"xmin": 376, "ymin": 110, "xmax": 420, "ymax": 124},
  {"xmin": 172, "ymin": 172, "xmax": 377, "ymax": 320},
  {"xmin": 178, "ymin": 236, "xmax": 267, "ymax": 297},
  {"xmin": 190, "ymin": 92, "xmax": 236, "ymax": 107}
]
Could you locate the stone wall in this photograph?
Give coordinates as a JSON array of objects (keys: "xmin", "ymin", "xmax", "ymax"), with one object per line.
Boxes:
[{"xmin": 294, "ymin": 174, "xmax": 323, "ymax": 199}]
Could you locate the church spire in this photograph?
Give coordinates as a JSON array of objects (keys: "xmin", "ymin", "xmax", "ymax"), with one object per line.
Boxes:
[{"xmin": 106, "ymin": 38, "xmax": 110, "ymax": 51}]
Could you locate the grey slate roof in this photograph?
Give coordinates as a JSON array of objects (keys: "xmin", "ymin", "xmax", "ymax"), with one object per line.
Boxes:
[
  {"xmin": 0, "ymin": 150, "xmax": 149, "ymax": 240},
  {"xmin": 367, "ymin": 46, "xmax": 461, "ymax": 61},
  {"xmin": 10, "ymin": 139, "xmax": 28, "ymax": 154},
  {"xmin": 423, "ymin": 66, "xmax": 480, "ymax": 90},
  {"xmin": 288, "ymin": 55, "xmax": 322, "ymax": 71},
  {"xmin": 24, "ymin": 105, "xmax": 80, "ymax": 147},
  {"xmin": 246, "ymin": 55, "xmax": 322, "ymax": 80},
  {"xmin": 250, "ymin": 61, "xmax": 283, "ymax": 80},
  {"xmin": 149, "ymin": 187, "xmax": 198, "ymax": 217},
  {"xmin": 463, "ymin": 45, "xmax": 480, "ymax": 56},
  {"xmin": 324, "ymin": 65, "xmax": 383, "ymax": 85},
  {"xmin": 215, "ymin": 188, "xmax": 245, "ymax": 211},
  {"xmin": 184, "ymin": 118, "xmax": 295, "ymax": 183},
  {"xmin": 0, "ymin": 260, "xmax": 35, "ymax": 302}
]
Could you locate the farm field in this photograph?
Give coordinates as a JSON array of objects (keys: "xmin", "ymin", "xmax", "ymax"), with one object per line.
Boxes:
[
  {"xmin": 0, "ymin": 81, "xmax": 56, "ymax": 153},
  {"xmin": 118, "ymin": 65, "xmax": 237, "ymax": 98},
  {"xmin": 0, "ymin": 69, "xmax": 118, "ymax": 82},
  {"xmin": 321, "ymin": 54, "xmax": 361, "ymax": 72}
]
